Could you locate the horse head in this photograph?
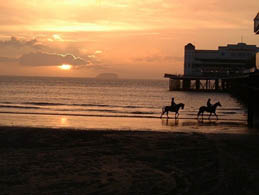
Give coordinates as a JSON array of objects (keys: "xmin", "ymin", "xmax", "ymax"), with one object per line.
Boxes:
[
  {"xmin": 215, "ymin": 101, "xmax": 222, "ymax": 107},
  {"xmin": 179, "ymin": 103, "xmax": 185, "ymax": 109}
]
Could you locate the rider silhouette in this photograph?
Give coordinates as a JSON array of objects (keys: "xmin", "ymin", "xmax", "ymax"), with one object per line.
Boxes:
[
  {"xmin": 171, "ymin": 97, "xmax": 176, "ymax": 109},
  {"xmin": 207, "ymin": 98, "xmax": 212, "ymax": 109}
]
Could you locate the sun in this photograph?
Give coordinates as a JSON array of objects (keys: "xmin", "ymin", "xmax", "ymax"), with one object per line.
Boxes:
[{"xmin": 59, "ymin": 64, "xmax": 72, "ymax": 70}]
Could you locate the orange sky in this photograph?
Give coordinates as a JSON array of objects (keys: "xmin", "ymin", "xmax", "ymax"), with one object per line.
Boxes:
[{"xmin": 0, "ymin": 0, "xmax": 258, "ymax": 79}]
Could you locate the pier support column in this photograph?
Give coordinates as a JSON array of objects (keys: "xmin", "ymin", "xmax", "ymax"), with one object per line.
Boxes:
[
  {"xmin": 248, "ymin": 89, "xmax": 254, "ymax": 127},
  {"xmin": 248, "ymin": 89, "xmax": 259, "ymax": 128},
  {"xmin": 222, "ymin": 80, "xmax": 226, "ymax": 90},
  {"xmin": 215, "ymin": 79, "xmax": 219, "ymax": 91},
  {"xmin": 226, "ymin": 80, "xmax": 231, "ymax": 89},
  {"xmin": 195, "ymin": 80, "xmax": 200, "ymax": 90},
  {"xmin": 169, "ymin": 79, "xmax": 180, "ymax": 91},
  {"xmin": 205, "ymin": 80, "xmax": 209, "ymax": 90},
  {"xmin": 183, "ymin": 79, "xmax": 191, "ymax": 90},
  {"xmin": 169, "ymin": 79, "xmax": 173, "ymax": 91}
]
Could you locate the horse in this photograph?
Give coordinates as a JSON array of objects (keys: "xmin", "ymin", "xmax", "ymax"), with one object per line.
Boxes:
[
  {"xmin": 197, "ymin": 101, "xmax": 222, "ymax": 120},
  {"xmin": 160, "ymin": 103, "xmax": 185, "ymax": 119}
]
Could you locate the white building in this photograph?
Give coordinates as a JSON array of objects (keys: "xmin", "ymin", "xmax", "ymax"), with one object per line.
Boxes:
[
  {"xmin": 254, "ymin": 12, "xmax": 259, "ymax": 34},
  {"xmin": 184, "ymin": 43, "xmax": 259, "ymax": 76}
]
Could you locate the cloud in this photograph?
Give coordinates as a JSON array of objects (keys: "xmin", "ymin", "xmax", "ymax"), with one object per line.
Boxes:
[
  {"xmin": 0, "ymin": 36, "xmax": 41, "ymax": 49},
  {"xmin": 19, "ymin": 52, "xmax": 88, "ymax": 66},
  {"xmin": 0, "ymin": 0, "xmax": 258, "ymax": 34},
  {"xmin": 134, "ymin": 55, "xmax": 183, "ymax": 63},
  {"xmin": 0, "ymin": 37, "xmax": 45, "ymax": 58},
  {"xmin": 0, "ymin": 36, "xmax": 102, "ymax": 71},
  {"xmin": 0, "ymin": 56, "xmax": 17, "ymax": 63}
]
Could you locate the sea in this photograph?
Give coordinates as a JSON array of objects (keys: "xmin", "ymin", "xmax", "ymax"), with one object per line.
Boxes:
[{"xmin": 0, "ymin": 76, "xmax": 250, "ymax": 133}]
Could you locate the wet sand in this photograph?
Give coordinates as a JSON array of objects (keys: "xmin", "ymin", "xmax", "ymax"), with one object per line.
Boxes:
[{"xmin": 1, "ymin": 126, "xmax": 259, "ymax": 194}]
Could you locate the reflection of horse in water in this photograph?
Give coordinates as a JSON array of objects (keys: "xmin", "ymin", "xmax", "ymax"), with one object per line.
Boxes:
[
  {"xmin": 197, "ymin": 102, "xmax": 222, "ymax": 120},
  {"xmin": 160, "ymin": 103, "xmax": 185, "ymax": 119}
]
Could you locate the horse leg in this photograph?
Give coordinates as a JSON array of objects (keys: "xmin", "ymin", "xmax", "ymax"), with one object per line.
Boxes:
[
  {"xmin": 176, "ymin": 112, "xmax": 179, "ymax": 119},
  {"xmin": 166, "ymin": 111, "xmax": 169, "ymax": 119},
  {"xmin": 209, "ymin": 113, "xmax": 212, "ymax": 120},
  {"xmin": 160, "ymin": 110, "xmax": 164, "ymax": 118},
  {"xmin": 214, "ymin": 112, "xmax": 218, "ymax": 120},
  {"xmin": 197, "ymin": 110, "xmax": 201, "ymax": 120}
]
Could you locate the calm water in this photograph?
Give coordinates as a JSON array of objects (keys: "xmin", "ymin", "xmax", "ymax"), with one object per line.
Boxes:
[{"xmin": 0, "ymin": 76, "xmax": 249, "ymax": 133}]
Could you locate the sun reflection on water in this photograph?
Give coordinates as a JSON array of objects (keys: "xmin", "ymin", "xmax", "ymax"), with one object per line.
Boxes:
[{"xmin": 60, "ymin": 117, "xmax": 68, "ymax": 126}]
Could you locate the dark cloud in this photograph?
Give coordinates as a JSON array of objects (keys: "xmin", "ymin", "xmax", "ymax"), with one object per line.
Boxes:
[
  {"xmin": 0, "ymin": 36, "xmax": 98, "ymax": 69},
  {"xmin": 0, "ymin": 37, "xmax": 45, "ymax": 58},
  {"xmin": 0, "ymin": 56, "xmax": 17, "ymax": 63},
  {"xmin": 0, "ymin": 36, "xmax": 43, "ymax": 50},
  {"xmin": 19, "ymin": 52, "xmax": 88, "ymax": 66}
]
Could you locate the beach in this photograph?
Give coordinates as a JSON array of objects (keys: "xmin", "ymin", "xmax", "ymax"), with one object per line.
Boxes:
[{"xmin": 1, "ymin": 126, "xmax": 259, "ymax": 195}]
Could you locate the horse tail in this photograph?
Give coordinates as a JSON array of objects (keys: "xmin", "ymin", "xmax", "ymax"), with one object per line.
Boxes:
[
  {"xmin": 162, "ymin": 106, "xmax": 166, "ymax": 113},
  {"xmin": 197, "ymin": 107, "xmax": 202, "ymax": 117},
  {"xmin": 160, "ymin": 106, "xmax": 166, "ymax": 118}
]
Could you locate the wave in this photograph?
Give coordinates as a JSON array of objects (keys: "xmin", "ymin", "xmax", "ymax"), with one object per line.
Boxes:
[
  {"xmin": 53, "ymin": 108, "xmax": 157, "ymax": 115},
  {"xmin": 0, "ymin": 101, "xmax": 153, "ymax": 109},
  {"xmin": 24, "ymin": 102, "xmax": 66, "ymax": 106},
  {"xmin": 0, "ymin": 105, "xmax": 41, "ymax": 109},
  {"xmin": 0, "ymin": 111, "xmax": 160, "ymax": 119},
  {"xmin": 218, "ymin": 108, "xmax": 244, "ymax": 111},
  {"xmin": 0, "ymin": 101, "xmax": 66, "ymax": 106},
  {"xmin": 71, "ymin": 104, "xmax": 156, "ymax": 109},
  {"xmin": 0, "ymin": 103, "xmax": 157, "ymax": 115},
  {"xmin": 221, "ymin": 111, "xmax": 238, "ymax": 114}
]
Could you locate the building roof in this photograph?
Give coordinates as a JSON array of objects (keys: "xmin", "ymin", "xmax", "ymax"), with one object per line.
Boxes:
[{"xmin": 254, "ymin": 12, "xmax": 259, "ymax": 20}]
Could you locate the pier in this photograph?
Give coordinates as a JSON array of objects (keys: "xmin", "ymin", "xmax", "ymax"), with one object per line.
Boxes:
[{"xmin": 164, "ymin": 74, "xmax": 248, "ymax": 91}]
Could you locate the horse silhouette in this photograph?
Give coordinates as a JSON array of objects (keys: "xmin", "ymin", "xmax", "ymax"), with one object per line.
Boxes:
[
  {"xmin": 197, "ymin": 102, "xmax": 222, "ymax": 120},
  {"xmin": 160, "ymin": 103, "xmax": 185, "ymax": 119}
]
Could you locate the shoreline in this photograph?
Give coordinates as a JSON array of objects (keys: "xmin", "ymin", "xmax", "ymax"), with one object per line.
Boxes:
[
  {"xmin": 0, "ymin": 112, "xmax": 250, "ymax": 134},
  {"xmin": 1, "ymin": 126, "xmax": 259, "ymax": 194}
]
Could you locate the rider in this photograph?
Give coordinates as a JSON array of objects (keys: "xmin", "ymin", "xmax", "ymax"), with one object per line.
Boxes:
[
  {"xmin": 171, "ymin": 97, "xmax": 176, "ymax": 109},
  {"xmin": 207, "ymin": 98, "xmax": 212, "ymax": 109}
]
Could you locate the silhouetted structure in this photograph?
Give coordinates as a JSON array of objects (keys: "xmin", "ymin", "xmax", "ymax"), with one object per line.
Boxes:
[
  {"xmin": 184, "ymin": 43, "xmax": 259, "ymax": 76},
  {"xmin": 255, "ymin": 12, "xmax": 259, "ymax": 34},
  {"xmin": 165, "ymin": 42, "xmax": 259, "ymax": 91},
  {"xmin": 164, "ymin": 14, "xmax": 259, "ymax": 127}
]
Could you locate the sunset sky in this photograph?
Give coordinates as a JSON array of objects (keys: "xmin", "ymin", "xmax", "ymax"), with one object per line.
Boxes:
[{"xmin": 0, "ymin": 0, "xmax": 258, "ymax": 79}]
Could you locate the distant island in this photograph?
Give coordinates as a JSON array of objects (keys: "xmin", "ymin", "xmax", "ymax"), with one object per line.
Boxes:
[{"xmin": 96, "ymin": 73, "xmax": 119, "ymax": 79}]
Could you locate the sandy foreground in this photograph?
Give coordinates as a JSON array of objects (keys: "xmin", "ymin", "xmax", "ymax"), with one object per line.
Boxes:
[{"xmin": 0, "ymin": 126, "xmax": 259, "ymax": 195}]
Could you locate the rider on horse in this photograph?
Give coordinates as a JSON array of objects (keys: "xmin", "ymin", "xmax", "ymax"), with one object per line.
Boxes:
[
  {"xmin": 207, "ymin": 98, "xmax": 212, "ymax": 110},
  {"xmin": 171, "ymin": 97, "xmax": 176, "ymax": 110}
]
